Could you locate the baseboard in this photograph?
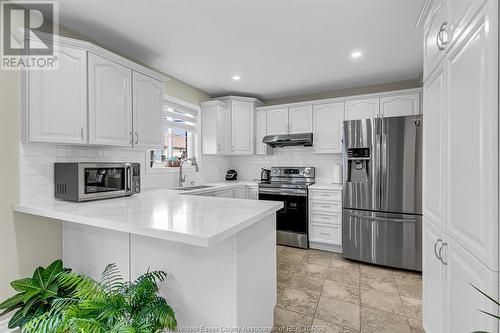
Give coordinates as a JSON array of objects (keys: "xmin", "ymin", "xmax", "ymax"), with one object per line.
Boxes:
[
  {"xmin": 0, "ymin": 316, "xmax": 19, "ymax": 333},
  {"xmin": 309, "ymin": 241, "xmax": 342, "ymax": 253}
]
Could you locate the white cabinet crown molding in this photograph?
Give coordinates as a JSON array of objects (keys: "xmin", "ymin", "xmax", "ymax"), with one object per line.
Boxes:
[
  {"xmin": 256, "ymin": 87, "xmax": 422, "ymax": 111},
  {"xmin": 17, "ymin": 29, "xmax": 169, "ymax": 82}
]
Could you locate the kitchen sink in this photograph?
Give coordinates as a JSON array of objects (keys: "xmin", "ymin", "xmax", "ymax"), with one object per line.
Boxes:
[{"xmin": 170, "ymin": 185, "xmax": 215, "ymax": 191}]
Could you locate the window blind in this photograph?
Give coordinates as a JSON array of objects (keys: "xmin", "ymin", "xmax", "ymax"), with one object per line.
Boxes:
[{"xmin": 162, "ymin": 100, "xmax": 198, "ymax": 133}]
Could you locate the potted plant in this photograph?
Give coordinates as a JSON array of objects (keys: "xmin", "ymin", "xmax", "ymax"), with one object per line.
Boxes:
[{"xmin": 0, "ymin": 260, "xmax": 177, "ymax": 332}]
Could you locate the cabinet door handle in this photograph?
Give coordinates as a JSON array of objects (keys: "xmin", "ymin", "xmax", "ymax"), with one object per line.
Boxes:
[
  {"xmin": 439, "ymin": 242, "xmax": 448, "ymax": 265},
  {"xmin": 320, "ymin": 232, "xmax": 331, "ymax": 236},
  {"xmin": 134, "ymin": 132, "xmax": 139, "ymax": 144},
  {"xmin": 436, "ymin": 22, "xmax": 448, "ymax": 51},
  {"xmin": 434, "ymin": 238, "xmax": 443, "ymax": 260},
  {"xmin": 321, "ymin": 205, "xmax": 331, "ymax": 208},
  {"xmin": 129, "ymin": 131, "xmax": 133, "ymax": 144},
  {"xmin": 320, "ymin": 216, "xmax": 330, "ymax": 220},
  {"xmin": 80, "ymin": 126, "xmax": 85, "ymax": 141}
]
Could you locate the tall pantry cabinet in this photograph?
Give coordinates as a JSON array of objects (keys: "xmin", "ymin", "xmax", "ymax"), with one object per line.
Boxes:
[{"xmin": 419, "ymin": 0, "xmax": 499, "ymax": 332}]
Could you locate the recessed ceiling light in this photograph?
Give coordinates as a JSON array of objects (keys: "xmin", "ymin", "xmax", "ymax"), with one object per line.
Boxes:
[
  {"xmin": 351, "ymin": 51, "xmax": 363, "ymax": 58},
  {"xmin": 232, "ymin": 75, "xmax": 241, "ymax": 81}
]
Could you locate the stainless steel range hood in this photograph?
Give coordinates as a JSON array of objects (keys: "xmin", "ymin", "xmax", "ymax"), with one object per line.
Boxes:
[{"xmin": 262, "ymin": 133, "xmax": 313, "ymax": 148}]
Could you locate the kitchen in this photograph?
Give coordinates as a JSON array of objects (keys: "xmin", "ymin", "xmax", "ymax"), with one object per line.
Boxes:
[{"xmin": 0, "ymin": 0, "xmax": 498, "ymax": 332}]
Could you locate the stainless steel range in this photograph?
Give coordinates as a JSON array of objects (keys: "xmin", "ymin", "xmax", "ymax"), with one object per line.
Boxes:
[{"xmin": 258, "ymin": 167, "xmax": 315, "ymax": 249}]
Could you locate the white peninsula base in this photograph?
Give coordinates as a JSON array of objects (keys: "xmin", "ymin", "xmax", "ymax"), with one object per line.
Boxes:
[{"xmin": 63, "ymin": 215, "xmax": 277, "ymax": 331}]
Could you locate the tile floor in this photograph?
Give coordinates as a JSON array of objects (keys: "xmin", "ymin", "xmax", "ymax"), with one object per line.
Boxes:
[{"xmin": 274, "ymin": 246, "xmax": 423, "ymax": 333}]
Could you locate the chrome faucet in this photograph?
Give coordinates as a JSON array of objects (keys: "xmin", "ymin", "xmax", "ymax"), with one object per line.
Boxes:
[{"xmin": 178, "ymin": 157, "xmax": 199, "ymax": 187}]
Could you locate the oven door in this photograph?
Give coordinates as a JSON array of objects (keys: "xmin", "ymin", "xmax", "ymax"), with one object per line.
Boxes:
[
  {"xmin": 78, "ymin": 163, "xmax": 132, "ymax": 201},
  {"xmin": 258, "ymin": 187, "xmax": 308, "ymax": 247}
]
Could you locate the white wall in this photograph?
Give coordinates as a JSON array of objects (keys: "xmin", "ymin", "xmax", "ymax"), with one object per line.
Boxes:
[{"xmin": 230, "ymin": 148, "xmax": 342, "ymax": 183}]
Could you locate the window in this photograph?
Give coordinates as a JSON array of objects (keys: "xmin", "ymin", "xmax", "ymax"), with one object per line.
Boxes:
[{"xmin": 150, "ymin": 97, "xmax": 198, "ymax": 169}]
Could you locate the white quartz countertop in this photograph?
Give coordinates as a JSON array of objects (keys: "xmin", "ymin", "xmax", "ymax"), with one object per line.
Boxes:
[
  {"xmin": 14, "ymin": 188, "xmax": 282, "ymax": 247},
  {"xmin": 309, "ymin": 183, "xmax": 343, "ymax": 190}
]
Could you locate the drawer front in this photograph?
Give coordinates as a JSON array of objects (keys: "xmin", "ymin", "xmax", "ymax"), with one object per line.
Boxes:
[
  {"xmin": 310, "ymin": 189, "xmax": 341, "ymax": 202},
  {"xmin": 310, "ymin": 224, "xmax": 341, "ymax": 245},
  {"xmin": 310, "ymin": 200, "xmax": 341, "ymax": 213},
  {"xmin": 310, "ymin": 212, "xmax": 341, "ymax": 225}
]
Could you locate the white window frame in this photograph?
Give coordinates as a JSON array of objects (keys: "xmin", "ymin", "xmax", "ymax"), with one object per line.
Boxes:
[{"xmin": 146, "ymin": 95, "xmax": 201, "ymax": 174}]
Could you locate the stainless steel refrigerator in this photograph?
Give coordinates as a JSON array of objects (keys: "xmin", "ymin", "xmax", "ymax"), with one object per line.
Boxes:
[{"xmin": 342, "ymin": 115, "xmax": 422, "ymax": 271}]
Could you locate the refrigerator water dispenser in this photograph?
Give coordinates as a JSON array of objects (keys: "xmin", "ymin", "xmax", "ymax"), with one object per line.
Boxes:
[{"xmin": 347, "ymin": 148, "xmax": 370, "ymax": 183}]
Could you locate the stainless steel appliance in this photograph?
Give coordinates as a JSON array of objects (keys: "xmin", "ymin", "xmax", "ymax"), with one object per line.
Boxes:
[
  {"xmin": 54, "ymin": 162, "xmax": 140, "ymax": 202},
  {"xmin": 342, "ymin": 115, "xmax": 422, "ymax": 271},
  {"xmin": 260, "ymin": 168, "xmax": 271, "ymax": 182},
  {"xmin": 258, "ymin": 167, "xmax": 315, "ymax": 248},
  {"xmin": 263, "ymin": 133, "xmax": 313, "ymax": 148}
]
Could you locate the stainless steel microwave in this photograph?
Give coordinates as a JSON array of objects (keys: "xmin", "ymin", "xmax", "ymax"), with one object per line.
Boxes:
[{"xmin": 54, "ymin": 162, "xmax": 140, "ymax": 202}]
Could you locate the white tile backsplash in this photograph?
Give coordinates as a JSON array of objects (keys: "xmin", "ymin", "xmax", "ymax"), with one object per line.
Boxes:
[
  {"xmin": 19, "ymin": 144, "xmax": 337, "ymax": 202},
  {"xmin": 19, "ymin": 144, "xmax": 231, "ymax": 202},
  {"xmin": 230, "ymin": 147, "xmax": 342, "ymax": 183}
]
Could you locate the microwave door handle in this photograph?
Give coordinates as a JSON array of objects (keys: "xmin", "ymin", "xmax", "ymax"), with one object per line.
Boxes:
[{"xmin": 126, "ymin": 165, "xmax": 132, "ymax": 191}]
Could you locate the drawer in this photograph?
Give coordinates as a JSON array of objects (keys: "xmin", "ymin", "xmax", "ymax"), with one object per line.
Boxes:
[
  {"xmin": 310, "ymin": 189, "xmax": 341, "ymax": 202},
  {"xmin": 310, "ymin": 212, "xmax": 341, "ymax": 225},
  {"xmin": 309, "ymin": 224, "xmax": 341, "ymax": 245},
  {"xmin": 310, "ymin": 200, "xmax": 341, "ymax": 213}
]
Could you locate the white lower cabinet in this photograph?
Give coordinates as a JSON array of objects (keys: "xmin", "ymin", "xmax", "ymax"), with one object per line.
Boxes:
[
  {"xmin": 423, "ymin": 220, "xmax": 445, "ymax": 333},
  {"xmin": 247, "ymin": 187, "xmax": 258, "ymax": 200},
  {"xmin": 234, "ymin": 186, "xmax": 247, "ymax": 199},
  {"xmin": 213, "ymin": 189, "xmax": 235, "ymax": 198},
  {"xmin": 308, "ymin": 187, "xmax": 342, "ymax": 252},
  {"xmin": 423, "ymin": 219, "xmax": 499, "ymax": 333}
]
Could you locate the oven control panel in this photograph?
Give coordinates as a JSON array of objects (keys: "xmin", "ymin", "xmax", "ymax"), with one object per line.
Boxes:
[{"xmin": 271, "ymin": 167, "xmax": 315, "ymax": 178}]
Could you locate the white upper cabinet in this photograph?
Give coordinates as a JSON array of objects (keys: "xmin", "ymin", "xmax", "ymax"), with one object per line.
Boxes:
[
  {"xmin": 312, "ymin": 102, "xmax": 344, "ymax": 154},
  {"xmin": 255, "ymin": 110, "xmax": 271, "ymax": 155},
  {"xmin": 266, "ymin": 108, "xmax": 289, "ymax": 135},
  {"xmin": 445, "ymin": 6, "xmax": 498, "ymax": 271},
  {"xmin": 380, "ymin": 93, "xmax": 420, "ymax": 118},
  {"xmin": 423, "ymin": 66, "xmax": 445, "ymax": 230},
  {"xmin": 288, "ymin": 105, "xmax": 313, "ymax": 134},
  {"xmin": 88, "ymin": 53, "xmax": 133, "ymax": 147},
  {"xmin": 216, "ymin": 104, "xmax": 231, "ymax": 155},
  {"xmin": 345, "ymin": 98, "xmax": 379, "ymax": 120},
  {"xmin": 231, "ymin": 100, "xmax": 254, "ymax": 154},
  {"xmin": 201, "ymin": 101, "xmax": 229, "ymax": 155},
  {"xmin": 423, "ymin": 1, "xmax": 448, "ymax": 81},
  {"xmin": 132, "ymin": 72, "xmax": 164, "ymax": 149},
  {"xmin": 27, "ymin": 46, "xmax": 87, "ymax": 144}
]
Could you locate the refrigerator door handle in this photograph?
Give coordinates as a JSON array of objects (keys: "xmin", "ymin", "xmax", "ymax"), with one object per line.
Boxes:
[{"xmin": 381, "ymin": 133, "xmax": 388, "ymax": 211}]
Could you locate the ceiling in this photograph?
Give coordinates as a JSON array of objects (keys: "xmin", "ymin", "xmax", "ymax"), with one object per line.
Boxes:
[{"xmin": 54, "ymin": 0, "xmax": 425, "ymax": 100}]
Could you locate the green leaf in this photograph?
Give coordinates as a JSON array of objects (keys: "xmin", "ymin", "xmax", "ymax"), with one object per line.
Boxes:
[
  {"xmin": 0, "ymin": 293, "xmax": 24, "ymax": 309},
  {"xmin": 40, "ymin": 283, "xmax": 58, "ymax": 300},
  {"xmin": 33, "ymin": 267, "xmax": 46, "ymax": 289},
  {"xmin": 471, "ymin": 284, "xmax": 500, "ymax": 306},
  {"xmin": 8, "ymin": 308, "xmax": 24, "ymax": 329},
  {"xmin": 22, "ymin": 287, "xmax": 43, "ymax": 303},
  {"xmin": 11, "ymin": 278, "xmax": 37, "ymax": 293},
  {"xmin": 42, "ymin": 260, "xmax": 63, "ymax": 286}
]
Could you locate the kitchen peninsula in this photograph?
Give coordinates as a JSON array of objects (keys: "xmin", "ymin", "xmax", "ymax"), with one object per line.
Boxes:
[{"xmin": 14, "ymin": 189, "xmax": 283, "ymax": 329}]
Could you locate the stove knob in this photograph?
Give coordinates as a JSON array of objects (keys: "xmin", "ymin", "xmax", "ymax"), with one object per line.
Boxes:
[{"xmin": 303, "ymin": 168, "xmax": 312, "ymax": 175}]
